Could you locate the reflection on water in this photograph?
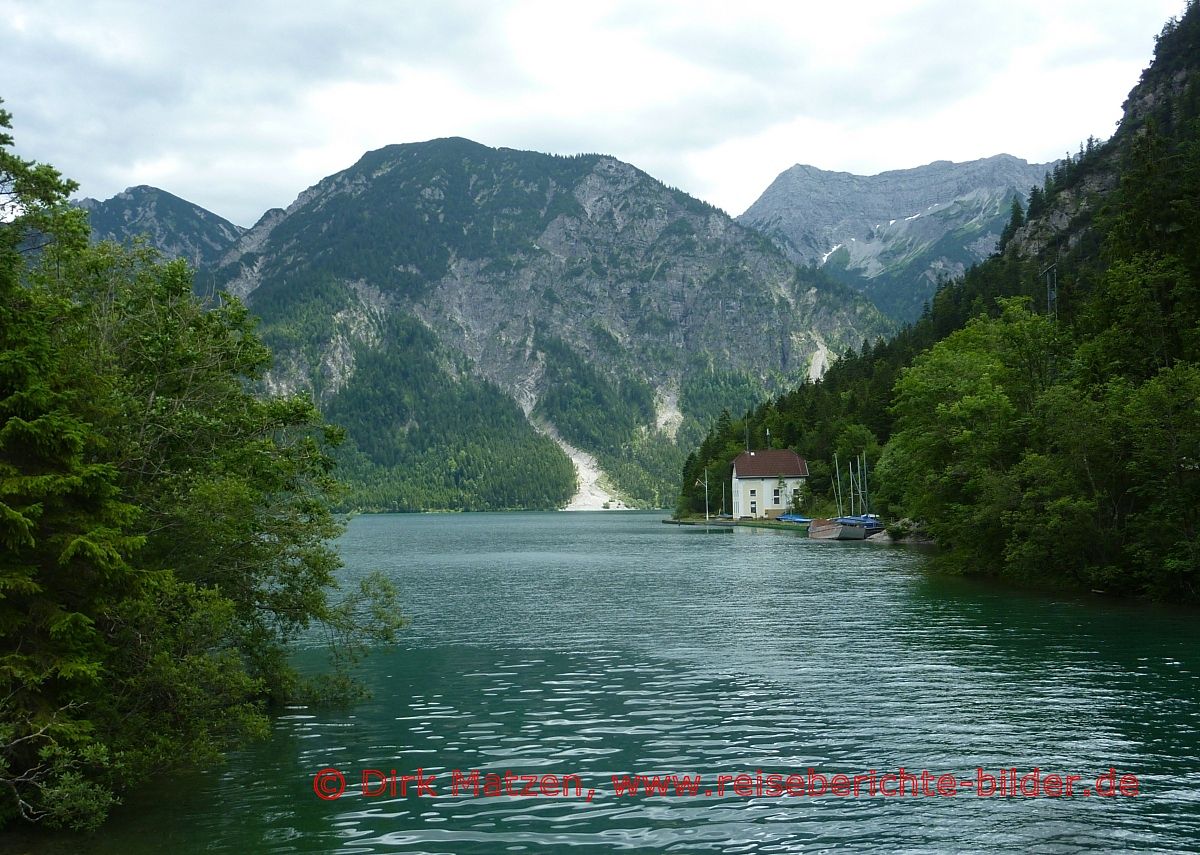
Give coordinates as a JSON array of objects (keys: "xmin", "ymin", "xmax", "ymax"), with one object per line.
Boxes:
[{"xmin": 18, "ymin": 512, "xmax": 1200, "ymax": 852}]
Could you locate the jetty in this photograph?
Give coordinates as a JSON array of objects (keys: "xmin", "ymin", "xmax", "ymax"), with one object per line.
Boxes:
[{"xmin": 663, "ymin": 517, "xmax": 809, "ymax": 533}]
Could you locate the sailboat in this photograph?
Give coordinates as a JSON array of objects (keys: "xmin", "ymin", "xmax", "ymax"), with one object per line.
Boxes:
[
  {"xmin": 809, "ymin": 453, "xmax": 878, "ymax": 540},
  {"xmin": 692, "ymin": 467, "xmax": 733, "ymax": 533},
  {"xmin": 808, "ymin": 517, "xmax": 867, "ymax": 540}
]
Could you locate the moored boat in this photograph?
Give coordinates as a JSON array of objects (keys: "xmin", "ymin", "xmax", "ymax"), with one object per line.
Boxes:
[
  {"xmin": 836, "ymin": 513, "xmax": 884, "ymax": 536},
  {"xmin": 808, "ymin": 518, "xmax": 868, "ymax": 540},
  {"xmin": 810, "ymin": 452, "xmax": 882, "ymax": 540}
]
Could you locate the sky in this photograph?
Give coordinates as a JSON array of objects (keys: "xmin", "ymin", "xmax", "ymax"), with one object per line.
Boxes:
[{"xmin": 1, "ymin": 0, "xmax": 1188, "ymax": 227}]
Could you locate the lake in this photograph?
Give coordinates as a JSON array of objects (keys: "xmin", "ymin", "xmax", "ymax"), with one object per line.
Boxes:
[{"xmin": 20, "ymin": 512, "xmax": 1200, "ymax": 852}]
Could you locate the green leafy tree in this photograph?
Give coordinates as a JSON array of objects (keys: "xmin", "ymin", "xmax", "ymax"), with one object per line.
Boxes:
[
  {"xmin": 882, "ymin": 300, "xmax": 1064, "ymax": 565},
  {"xmin": 49, "ymin": 244, "xmax": 394, "ymax": 699},
  {"xmin": 0, "ymin": 105, "xmax": 404, "ymax": 830},
  {"xmin": 1121, "ymin": 364, "xmax": 1200, "ymax": 596},
  {"xmin": 0, "ymin": 101, "xmax": 137, "ymax": 829}
]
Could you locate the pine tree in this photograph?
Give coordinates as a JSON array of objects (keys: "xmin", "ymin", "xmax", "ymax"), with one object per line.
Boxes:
[
  {"xmin": 997, "ymin": 196, "xmax": 1026, "ymax": 252},
  {"xmin": 0, "ymin": 101, "xmax": 138, "ymax": 829}
]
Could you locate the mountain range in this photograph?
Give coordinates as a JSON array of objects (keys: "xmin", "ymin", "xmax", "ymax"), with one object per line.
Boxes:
[{"xmin": 76, "ymin": 140, "xmax": 1051, "ymax": 509}]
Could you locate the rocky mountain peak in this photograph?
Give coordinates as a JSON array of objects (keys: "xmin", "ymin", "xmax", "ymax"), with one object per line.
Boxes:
[
  {"xmin": 738, "ymin": 155, "xmax": 1055, "ymax": 320},
  {"xmin": 76, "ymin": 185, "xmax": 244, "ymax": 269}
]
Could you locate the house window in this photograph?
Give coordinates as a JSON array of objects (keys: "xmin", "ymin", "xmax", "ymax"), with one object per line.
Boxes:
[
  {"xmin": 750, "ymin": 489, "xmax": 756, "ymax": 497},
  {"xmin": 750, "ymin": 501, "xmax": 757, "ymax": 515},
  {"xmin": 773, "ymin": 488, "xmax": 781, "ymax": 504}
]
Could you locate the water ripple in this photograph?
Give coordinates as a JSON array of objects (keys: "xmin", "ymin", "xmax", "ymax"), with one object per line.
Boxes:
[{"xmin": 32, "ymin": 512, "xmax": 1200, "ymax": 854}]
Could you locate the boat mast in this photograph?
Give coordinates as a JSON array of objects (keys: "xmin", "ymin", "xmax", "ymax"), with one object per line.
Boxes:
[
  {"xmin": 833, "ymin": 453, "xmax": 844, "ymax": 517},
  {"xmin": 846, "ymin": 458, "xmax": 853, "ymax": 516},
  {"xmin": 861, "ymin": 452, "xmax": 872, "ymax": 516}
]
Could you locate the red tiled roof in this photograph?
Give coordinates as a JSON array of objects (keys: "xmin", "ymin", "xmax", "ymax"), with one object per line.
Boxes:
[{"xmin": 733, "ymin": 449, "xmax": 809, "ymax": 478}]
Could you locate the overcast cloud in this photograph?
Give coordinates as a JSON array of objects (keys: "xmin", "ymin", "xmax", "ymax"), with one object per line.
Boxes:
[{"xmin": 1, "ymin": 0, "xmax": 1186, "ymax": 226}]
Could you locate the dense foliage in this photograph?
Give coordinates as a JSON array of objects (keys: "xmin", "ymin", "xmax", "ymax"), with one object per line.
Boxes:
[
  {"xmin": 0, "ymin": 105, "xmax": 400, "ymax": 831},
  {"xmin": 680, "ymin": 3, "xmax": 1200, "ymax": 599}
]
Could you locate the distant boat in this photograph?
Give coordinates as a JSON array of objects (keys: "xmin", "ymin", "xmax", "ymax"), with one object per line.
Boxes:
[
  {"xmin": 836, "ymin": 513, "xmax": 884, "ymax": 536},
  {"xmin": 810, "ymin": 452, "xmax": 882, "ymax": 540},
  {"xmin": 808, "ymin": 518, "xmax": 868, "ymax": 540},
  {"xmin": 777, "ymin": 514, "xmax": 812, "ymax": 524}
]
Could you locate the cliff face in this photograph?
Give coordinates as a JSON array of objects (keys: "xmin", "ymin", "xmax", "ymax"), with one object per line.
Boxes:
[
  {"xmin": 739, "ymin": 155, "xmax": 1054, "ymax": 321},
  {"xmin": 1119, "ymin": 6, "xmax": 1200, "ymax": 133},
  {"xmin": 1008, "ymin": 6, "xmax": 1200, "ymax": 264}
]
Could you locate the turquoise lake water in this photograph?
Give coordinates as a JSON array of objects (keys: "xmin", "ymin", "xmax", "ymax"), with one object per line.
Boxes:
[{"xmin": 16, "ymin": 511, "xmax": 1200, "ymax": 852}]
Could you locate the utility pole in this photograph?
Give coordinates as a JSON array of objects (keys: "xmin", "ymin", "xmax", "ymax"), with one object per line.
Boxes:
[
  {"xmin": 693, "ymin": 469, "xmax": 711, "ymax": 521},
  {"xmin": 1042, "ymin": 262, "xmax": 1058, "ymax": 320}
]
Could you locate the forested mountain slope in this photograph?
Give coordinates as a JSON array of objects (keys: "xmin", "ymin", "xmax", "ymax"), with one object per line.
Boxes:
[
  {"xmin": 681, "ymin": 2, "xmax": 1200, "ymax": 600},
  {"xmin": 211, "ymin": 138, "xmax": 891, "ymax": 508}
]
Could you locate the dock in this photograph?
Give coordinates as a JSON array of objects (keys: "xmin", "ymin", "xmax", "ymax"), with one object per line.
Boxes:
[{"xmin": 663, "ymin": 518, "xmax": 809, "ymax": 533}]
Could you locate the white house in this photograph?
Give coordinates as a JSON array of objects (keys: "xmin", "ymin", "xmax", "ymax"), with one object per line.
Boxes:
[{"xmin": 731, "ymin": 449, "xmax": 809, "ymax": 519}]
